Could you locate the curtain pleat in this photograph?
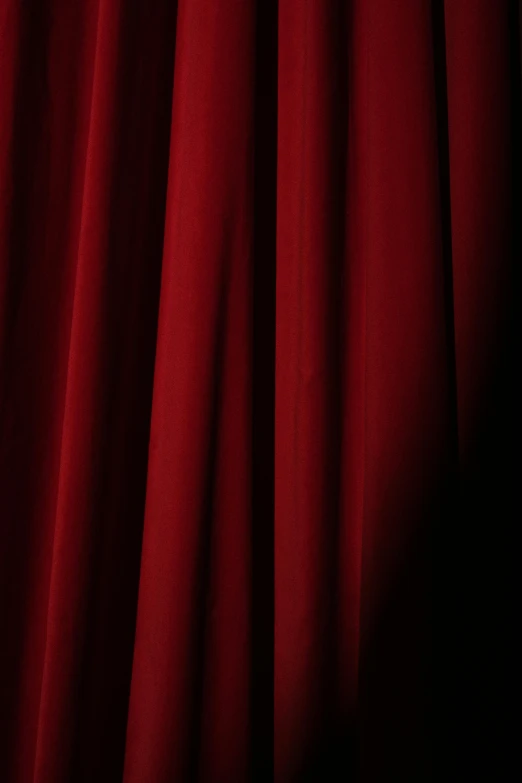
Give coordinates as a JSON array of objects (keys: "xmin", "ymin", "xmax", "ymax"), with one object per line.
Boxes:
[{"xmin": 0, "ymin": 1, "xmax": 518, "ymax": 781}]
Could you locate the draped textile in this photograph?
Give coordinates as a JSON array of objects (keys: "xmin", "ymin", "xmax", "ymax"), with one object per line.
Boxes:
[{"xmin": 0, "ymin": 1, "xmax": 519, "ymax": 781}]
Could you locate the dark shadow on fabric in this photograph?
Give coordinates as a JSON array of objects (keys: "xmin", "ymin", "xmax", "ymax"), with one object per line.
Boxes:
[
  {"xmin": 0, "ymin": 2, "xmax": 51, "ymax": 370},
  {"xmin": 65, "ymin": 5, "xmax": 178, "ymax": 781},
  {"xmin": 251, "ymin": 1, "xmax": 278, "ymax": 781},
  {"xmin": 184, "ymin": 250, "xmax": 230, "ymax": 783},
  {"xmin": 290, "ymin": 5, "xmax": 520, "ymax": 779},
  {"xmin": 0, "ymin": 4, "xmax": 53, "ymax": 775},
  {"xmin": 431, "ymin": 0, "xmax": 460, "ymax": 463},
  {"xmin": 312, "ymin": 0, "xmax": 350, "ymax": 757},
  {"xmin": 290, "ymin": 324, "xmax": 516, "ymax": 781}
]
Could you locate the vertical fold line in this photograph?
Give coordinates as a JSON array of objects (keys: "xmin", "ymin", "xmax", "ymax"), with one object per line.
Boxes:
[
  {"xmin": 329, "ymin": 0, "xmax": 349, "ymax": 739},
  {"xmin": 185, "ymin": 275, "xmax": 227, "ymax": 781},
  {"xmin": 120, "ymin": 0, "xmax": 179, "ymax": 736},
  {"xmin": 431, "ymin": 5, "xmax": 460, "ymax": 771},
  {"xmin": 431, "ymin": 0, "xmax": 459, "ymax": 463},
  {"xmin": 251, "ymin": 0, "xmax": 277, "ymax": 779},
  {"xmin": 30, "ymin": 2, "xmax": 107, "ymax": 777},
  {"xmin": 354, "ymin": 13, "xmax": 370, "ymax": 765},
  {"xmin": 293, "ymin": 1, "xmax": 307, "ymax": 571}
]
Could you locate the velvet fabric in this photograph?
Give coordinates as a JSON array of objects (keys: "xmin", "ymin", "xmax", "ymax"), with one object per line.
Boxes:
[{"xmin": 0, "ymin": 1, "xmax": 519, "ymax": 781}]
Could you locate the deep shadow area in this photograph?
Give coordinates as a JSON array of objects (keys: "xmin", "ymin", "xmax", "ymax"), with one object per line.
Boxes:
[
  {"xmin": 251, "ymin": 1, "xmax": 278, "ymax": 781},
  {"xmin": 289, "ymin": 292, "xmax": 517, "ymax": 783},
  {"xmin": 66, "ymin": 5, "xmax": 178, "ymax": 781},
  {"xmin": 290, "ymin": 3, "xmax": 520, "ymax": 780}
]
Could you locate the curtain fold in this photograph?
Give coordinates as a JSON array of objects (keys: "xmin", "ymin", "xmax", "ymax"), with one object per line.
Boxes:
[{"xmin": 0, "ymin": 1, "xmax": 519, "ymax": 781}]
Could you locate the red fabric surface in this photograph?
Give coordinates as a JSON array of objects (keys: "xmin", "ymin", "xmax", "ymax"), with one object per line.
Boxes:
[{"xmin": 0, "ymin": 1, "xmax": 519, "ymax": 781}]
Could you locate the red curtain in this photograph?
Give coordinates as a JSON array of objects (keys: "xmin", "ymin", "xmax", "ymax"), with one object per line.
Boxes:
[{"xmin": 0, "ymin": 1, "xmax": 519, "ymax": 781}]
